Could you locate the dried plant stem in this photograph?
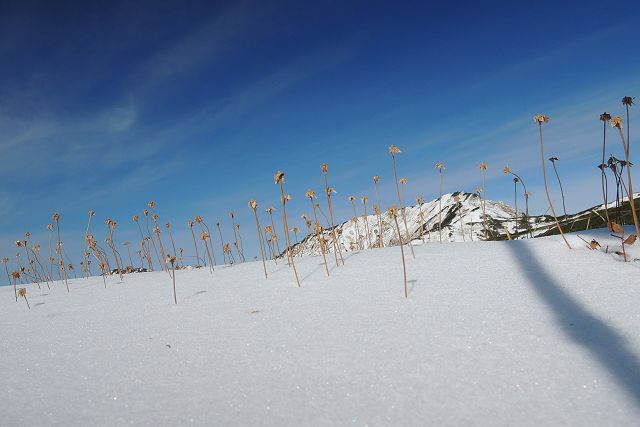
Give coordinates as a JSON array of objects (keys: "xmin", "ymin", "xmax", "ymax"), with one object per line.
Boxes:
[
  {"xmin": 188, "ymin": 224, "xmax": 202, "ymax": 266},
  {"xmin": 216, "ymin": 223, "xmax": 227, "ymax": 264},
  {"xmin": 390, "ymin": 209, "xmax": 408, "ymax": 298},
  {"xmin": 145, "ymin": 215, "xmax": 163, "ymax": 270},
  {"xmin": 349, "ymin": 198, "xmax": 361, "ymax": 249},
  {"xmin": 362, "ymin": 199, "xmax": 372, "ymax": 248},
  {"xmin": 438, "ymin": 172, "xmax": 443, "ymax": 243},
  {"xmin": 250, "ymin": 205, "xmax": 268, "ymax": 279},
  {"xmin": 277, "ymin": 179, "xmax": 300, "ymax": 287},
  {"xmin": 390, "ymin": 155, "xmax": 415, "ymax": 257},
  {"xmin": 538, "ymin": 123, "xmax": 571, "ymax": 249},
  {"xmin": 309, "ymin": 197, "xmax": 330, "ymax": 276},
  {"xmin": 513, "ymin": 179, "xmax": 519, "ymax": 238},
  {"xmin": 200, "ymin": 221, "xmax": 218, "ymax": 266},
  {"xmin": 481, "ymin": 170, "xmax": 490, "ymax": 239},
  {"xmin": 54, "ymin": 218, "xmax": 69, "ymax": 292},
  {"xmin": 601, "ymin": 119, "xmax": 612, "ymax": 229},
  {"xmin": 322, "ymin": 173, "xmax": 345, "ymax": 266},
  {"xmin": 373, "ymin": 181, "xmax": 384, "ymax": 248},
  {"xmin": 134, "ymin": 220, "xmax": 153, "ymax": 270},
  {"xmin": 616, "ymin": 127, "xmax": 640, "ymax": 238},
  {"xmin": 171, "ymin": 262, "xmax": 177, "ymax": 304},
  {"xmin": 267, "ymin": 210, "xmax": 281, "ymax": 255},
  {"xmin": 550, "ymin": 159, "xmax": 567, "ymax": 216}
]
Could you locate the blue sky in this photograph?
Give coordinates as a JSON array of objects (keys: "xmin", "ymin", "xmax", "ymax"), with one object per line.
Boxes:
[{"xmin": 1, "ymin": 0, "xmax": 640, "ymax": 273}]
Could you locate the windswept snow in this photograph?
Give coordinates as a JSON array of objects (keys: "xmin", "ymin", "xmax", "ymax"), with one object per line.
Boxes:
[{"xmin": 2, "ymin": 229, "xmax": 640, "ymax": 426}]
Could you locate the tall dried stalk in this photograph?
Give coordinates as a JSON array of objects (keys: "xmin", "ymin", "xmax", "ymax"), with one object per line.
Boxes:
[
  {"xmin": 435, "ymin": 163, "xmax": 445, "ymax": 242},
  {"xmin": 215, "ymin": 222, "xmax": 227, "ymax": 264},
  {"xmin": 167, "ymin": 255, "xmax": 177, "ymax": 304},
  {"xmin": 187, "ymin": 220, "xmax": 202, "ymax": 266},
  {"xmin": 292, "ymin": 226, "xmax": 300, "ymax": 255},
  {"xmin": 534, "ymin": 114, "xmax": 571, "ymax": 249},
  {"xmin": 275, "ymin": 171, "xmax": 300, "ymax": 287},
  {"xmin": 373, "ymin": 176, "xmax": 384, "ymax": 247},
  {"xmin": 144, "ymin": 209, "xmax": 163, "ymax": 270},
  {"xmin": 600, "ymin": 112, "xmax": 613, "ymax": 229},
  {"xmin": 388, "ymin": 146, "xmax": 415, "ymax": 258},
  {"xmin": 266, "ymin": 207, "xmax": 281, "ymax": 255},
  {"xmin": 46, "ymin": 224, "xmax": 56, "ymax": 279},
  {"xmin": 196, "ymin": 216, "xmax": 218, "ymax": 266},
  {"xmin": 388, "ymin": 206, "xmax": 408, "ymax": 299},
  {"xmin": 52, "ymin": 212, "xmax": 69, "ymax": 292},
  {"xmin": 165, "ymin": 224, "xmax": 177, "ymax": 266},
  {"xmin": 321, "ymin": 163, "xmax": 345, "ymax": 265},
  {"xmin": 249, "ymin": 200, "xmax": 268, "ymax": 279},
  {"xmin": 373, "ymin": 205, "xmax": 384, "ymax": 247},
  {"xmin": 453, "ymin": 195, "xmax": 465, "ymax": 241},
  {"xmin": 307, "ymin": 189, "xmax": 330, "ymax": 276},
  {"xmin": 612, "ymin": 114, "xmax": 640, "ymax": 238},
  {"xmin": 361, "ymin": 196, "xmax": 372, "ymax": 248},
  {"xmin": 348, "ymin": 196, "xmax": 361, "ymax": 249},
  {"xmin": 200, "ymin": 232, "xmax": 215, "ymax": 274},
  {"xmin": 105, "ymin": 219, "xmax": 124, "ymax": 280},
  {"xmin": 133, "ymin": 215, "xmax": 153, "ymax": 270},
  {"xmin": 503, "ymin": 167, "xmax": 531, "ymax": 237},
  {"xmin": 479, "ymin": 162, "xmax": 490, "ymax": 239},
  {"xmin": 513, "ymin": 178, "xmax": 519, "ymax": 238},
  {"xmin": 416, "ymin": 196, "xmax": 426, "ymax": 242},
  {"xmin": 548, "ymin": 157, "xmax": 567, "ymax": 216},
  {"xmin": 229, "ymin": 211, "xmax": 244, "ymax": 263}
]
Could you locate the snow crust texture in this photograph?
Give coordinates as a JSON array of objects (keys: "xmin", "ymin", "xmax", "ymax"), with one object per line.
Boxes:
[{"xmin": 2, "ymin": 229, "xmax": 640, "ymax": 426}]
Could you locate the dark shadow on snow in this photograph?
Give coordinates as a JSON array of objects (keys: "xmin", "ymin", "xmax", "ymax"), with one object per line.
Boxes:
[{"xmin": 509, "ymin": 241, "xmax": 640, "ymax": 407}]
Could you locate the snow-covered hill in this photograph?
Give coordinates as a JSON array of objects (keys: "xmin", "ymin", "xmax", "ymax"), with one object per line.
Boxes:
[
  {"xmin": 291, "ymin": 191, "xmax": 640, "ymax": 257},
  {"xmin": 2, "ymin": 229, "xmax": 640, "ymax": 425}
]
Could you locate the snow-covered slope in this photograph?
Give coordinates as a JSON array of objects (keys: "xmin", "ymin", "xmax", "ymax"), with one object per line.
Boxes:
[
  {"xmin": 2, "ymin": 230, "xmax": 640, "ymax": 425},
  {"xmin": 292, "ymin": 192, "xmax": 640, "ymax": 256}
]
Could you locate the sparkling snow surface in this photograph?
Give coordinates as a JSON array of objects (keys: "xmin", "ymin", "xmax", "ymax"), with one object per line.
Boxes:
[{"xmin": 2, "ymin": 229, "xmax": 640, "ymax": 426}]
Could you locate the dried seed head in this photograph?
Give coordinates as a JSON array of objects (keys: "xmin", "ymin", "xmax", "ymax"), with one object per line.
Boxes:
[
  {"xmin": 133, "ymin": 214, "xmax": 139, "ymax": 222},
  {"xmin": 188, "ymin": 220, "xmax": 194, "ymax": 227},
  {"xmin": 305, "ymin": 189, "xmax": 316, "ymax": 199},
  {"xmin": 248, "ymin": 199, "xmax": 258, "ymax": 210},
  {"xmin": 600, "ymin": 112, "xmax": 611, "ymax": 122},
  {"xmin": 387, "ymin": 205, "xmax": 398, "ymax": 216},
  {"xmin": 361, "ymin": 195, "xmax": 368, "ymax": 203},
  {"xmin": 11, "ymin": 270, "xmax": 21, "ymax": 279},
  {"xmin": 373, "ymin": 175, "xmax": 380, "ymax": 183},
  {"xmin": 348, "ymin": 195, "xmax": 356, "ymax": 202},
  {"xmin": 194, "ymin": 215, "xmax": 202, "ymax": 223},
  {"xmin": 320, "ymin": 163, "xmax": 328, "ymax": 173},
  {"xmin": 479, "ymin": 162, "xmax": 488, "ymax": 170},
  {"xmin": 292, "ymin": 226, "xmax": 299, "ymax": 233},
  {"xmin": 611, "ymin": 115, "xmax": 624, "ymax": 128},
  {"xmin": 17, "ymin": 287, "xmax": 26, "ymax": 297},
  {"xmin": 435, "ymin": 162, "xmax": 445, "ymax": 170},
  {"xmin": 274, "ymin": 171, "xmax": 285, "ymax": 184},
  {"xmin": 47, "ymin": 224, "xmax": 53, "ymax": 231},
  {"xmin": 229, "ymin": 211, "xmax": 235, "ymax": 218},
  {"xmin": 416, "ymin": 195, "xmax": 423, "ymax": 203},
  {"xmin": 148, "ymin": 201, "xmax": 155, "ymax": 209},
  {"xmin": 88, "ymin": 210, "xmax": 96, "ymax": 217},
  {"xmin": 475, "ymin": 186, "xmax": 482, "ymax": 194},
  {"xmin": 503, "ymin": 166, "xmax": 510, "ymax": 174},
  {"xmin": 266, "ymin": 206, "xmax": 275, "ymax": 214},
  {"xmin": 143, "ymin": 210, "xmax": 149, "ymax": 217},
  {"xmin": 622, "ymin": 96, "xmax": 635, "ymax": 107},
  {"xmin": 167, "ymin": 254, "xmax": 177, "ymax": 264},
  {"xmin": 200, "ymin": 231, "xmax": 209, "ymax": 241},
  {"xmin": 549, "ymin": 156, "xmax": 559, "ymax": 162},
  {"xmin": 326, "ymin": 187, "xmax": 336, "ymax": 197},
  {"xmin": 15, "ymin": 240, "xmax": 22, "ymax": 247},
  {"xmin": 165, "ymin": 223, "xmax": 171, "ymax": 229},
  {"xmin": 152, "ymin": 213, "xmax": 158, "ymax": 221},
  {"xmin": 52, "ymin": 212, "xmax": 60, "ymax": 221},
  {"xmin": 399, "ymin": 177, "xmax": 408, "ymax": 184},
  {"xmin": 533, "ymin": 114, "xmax": 549, "ymax": 124},
  {"xmin": 388, "ymin": 145, "xmax": 401, "ymax": 155}
]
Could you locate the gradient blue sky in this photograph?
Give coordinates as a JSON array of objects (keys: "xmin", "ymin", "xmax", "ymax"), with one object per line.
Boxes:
[{"xmin": 1, "ymin": 0, "xmax": 640, "ymax": 272}]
